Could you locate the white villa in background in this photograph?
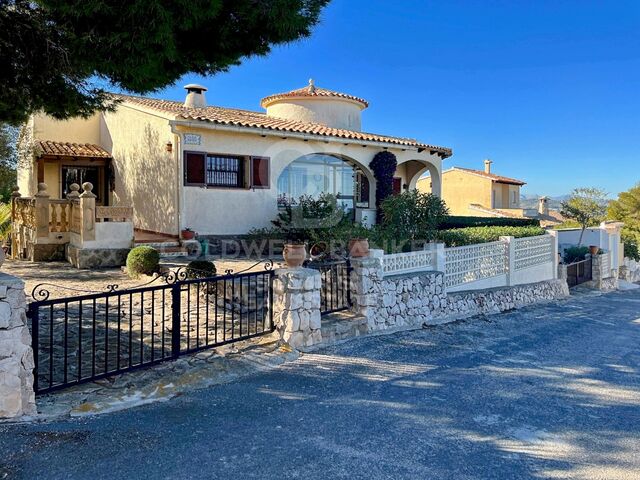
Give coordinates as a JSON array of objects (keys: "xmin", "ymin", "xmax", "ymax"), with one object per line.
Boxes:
[{"xmin": 17, "ymin": 80, "xmax": 451, "ymax": 239}]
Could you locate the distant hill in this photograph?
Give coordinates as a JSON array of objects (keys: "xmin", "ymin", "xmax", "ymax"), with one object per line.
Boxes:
[{"xmin": 520, "ymin": 194, "xmax": 570, "ymax": 210}]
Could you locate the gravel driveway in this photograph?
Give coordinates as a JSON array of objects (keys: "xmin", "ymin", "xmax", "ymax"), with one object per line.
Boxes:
[{"xmin": 1, "ymin": 288, "xmax": 640, "ymax": 479}]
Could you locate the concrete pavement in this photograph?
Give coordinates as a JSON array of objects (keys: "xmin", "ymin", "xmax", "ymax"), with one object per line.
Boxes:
[{"xmin": 1, "ymin": 289, "xmax": 640, "ymax": 479}]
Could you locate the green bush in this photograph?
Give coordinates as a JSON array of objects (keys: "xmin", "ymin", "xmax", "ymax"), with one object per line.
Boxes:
[
  {"xmin": 126, "ymin": 246, "xmax": 160, "ymax": 278},
  {"xmin": 563, "ymin": 245, "xmax": 590, "ymax": 264},
  {"xmin": 379, "ymin": 190, "xmax": 448, "ymax": 248},
  {"xmin": 437, "ymin": 225, "xmax": 546, "ymax": 247},
  {"xmin": 439, "ymin": 216, "xmax": 540, "ymax": 229},
  {"xmin": 624, "ymin": 242, "xmax": 639, "ymax": 261},
  {"xmin": 185, "ymin": 260, "xmax": 217, "ymax": 279}
]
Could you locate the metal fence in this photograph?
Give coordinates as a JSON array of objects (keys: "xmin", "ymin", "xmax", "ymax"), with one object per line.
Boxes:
[
  {"xmin": 27, "ymin": 267, "xmax": 274, "ymax": 394},
  {"xmin": 566, "ymin": 258, "xmax": 592, "ymax": 288},
  {"xmin": 306, "ymin": 259, "xmax": 352, "ymax": 315}
]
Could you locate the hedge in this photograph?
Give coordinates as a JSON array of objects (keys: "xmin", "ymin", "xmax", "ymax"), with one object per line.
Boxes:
[
  {"xmin": 439, "ymin": 216, "xmax": 540, "ymax": 230},
  {"xmin": 437, "ymin": 225, "xmax": 546, "ymax": 247}
]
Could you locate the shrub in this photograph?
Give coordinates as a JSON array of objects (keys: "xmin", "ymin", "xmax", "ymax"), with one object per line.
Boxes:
[
  {"xmin": 563, "ymin": 245, "xmax": 590, "ymax": 264},
  {"xmin": 439, "ymin": 216, "xmax": 540, "ymax": 229},
  {"xmin": 126, "ymin": 246, "xmax": 160, "ymax": 278},
  {"xmin": 437, "ymin": 225, "xmax": 546, "ymax": 247},
  {"xmin": 379, "ymin": 190, "xmax": 448, "ymax": 250},
  {"xmin": 185, "ymin": 260, "xmax": 216, "ymax": 279},
  {"xmin": 624, "ymin": 241, "xmax": 639, "ymax": 261},
  {"xmin": 369, "ymin": 151, "xmax": 397, "ymax": 223}
]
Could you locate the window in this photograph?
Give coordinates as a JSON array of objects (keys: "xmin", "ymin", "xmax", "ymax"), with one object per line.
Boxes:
[
  {"xmin": 184, "ymin": 151, "xmax": 270, "ymax": 189},
  {"xmin": 356, "ymin": 172, "xmax": 370, "ymax": 208},
  {"xmin": 512, "ymin": 190, "xmax": 517, "ymax": 205},
  {"xmin": 277, "ymin": 154, "xmax": 356, "ymax": 211},
  {"xmin": 206, "ymin": 155, "xmax": 243, "ymax": 188}
]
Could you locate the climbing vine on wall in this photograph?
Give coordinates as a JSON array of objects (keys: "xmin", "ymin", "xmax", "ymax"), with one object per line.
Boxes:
[{"xmin": 369, "ymin": 151, "xmax": 397, "ymax": 222}]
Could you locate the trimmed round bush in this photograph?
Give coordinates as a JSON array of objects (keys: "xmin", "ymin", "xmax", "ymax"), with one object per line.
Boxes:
[
  {"xmin": 126, "ymin": 246, "xmax": 160, "ymax": 278},
  {"xmin": 185, "ymin": 260, "xmax": 216, "ymax": 279}
]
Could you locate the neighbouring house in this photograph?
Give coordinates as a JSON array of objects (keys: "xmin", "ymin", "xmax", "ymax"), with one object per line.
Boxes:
[
  {"xmin": 417, "ymin": 159, "xmax": 564, "ymax": 224},
  {"xmin": 417, "ymin": 159, "xmax": 528, "ymax": 217},
  {"xmin": 16, "ymin": 80, "xmax": 451, "ymax": 260}
]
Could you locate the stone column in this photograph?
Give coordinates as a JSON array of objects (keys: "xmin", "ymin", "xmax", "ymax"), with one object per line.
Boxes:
[
  {"xmin": 10, "ymin": 186, "xmax": 21, "ymax": 260},
  {"xmin": 34, "ymin": 182, "xmax": 50, "ymax": 240},
  {"xmin": 0, "ymin": 273, "xmax": 36, "ymax": 419},
  {"xmin": 349, "ymin": 253, "xmax": 383, "ymax": 329},
  {"xmin": 272, "ymin": 268, "xmax": 322, "ymax": 350},
  {"xmin": 500, "ymin": 236, "xmax": 516, "ymax": 286},
  {"xmin": 79, "ymin": 182, "xmax": 96, "ymax": 243}
]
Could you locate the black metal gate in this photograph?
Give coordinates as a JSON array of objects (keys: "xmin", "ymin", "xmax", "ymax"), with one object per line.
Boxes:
[
  {"xmin": 567, "ymin": 258, "xmax": 592, "ymax": 288},
  {"xmin": 306, "ymin": 259, "xmax": 352, "ymax": 315},
  {"xmin": 27, "ymin": 267, "xmax": 274, "ymax": 394}
]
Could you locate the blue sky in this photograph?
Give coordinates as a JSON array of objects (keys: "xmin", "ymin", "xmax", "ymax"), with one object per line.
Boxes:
[{"xmin": 153, "ymin": 0, "xmax": 639, "ymax": 197}]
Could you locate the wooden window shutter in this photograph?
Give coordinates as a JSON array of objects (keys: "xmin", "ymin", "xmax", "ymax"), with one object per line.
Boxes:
[
  {"xmin": 185, "ymin": 152, "xmax": 205, "ymax": 185},
  {"xmin": 250, "ymin": 156, "xmax": 270, "ymax": 188},
  {"xmin": 392, "ymin": 177, "xmax": 402, "ymax": 195}
]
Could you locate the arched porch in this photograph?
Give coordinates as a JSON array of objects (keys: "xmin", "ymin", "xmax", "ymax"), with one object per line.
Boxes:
[{"xmin": 395, "ymin": 159, "xmax": 442, "ymax": 198}]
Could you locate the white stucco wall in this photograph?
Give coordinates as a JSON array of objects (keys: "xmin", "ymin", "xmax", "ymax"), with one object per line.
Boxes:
[
  {"xmin": 264, "ymin": 98, "xmax": 364, "ymax": 131},
  {"xmin": 102, "ymin": 106, "xmax": 178, "ymax": 235},
  {"xmin": 175, "ymin": 124, "xmax": 442, "ymax": 236},
  {"xmin": 70, "ymin": 222, "xmax": 134, "ymax": 249},
  {"xmin": 32, "ymin": 113, "xmax": 102, "ymax": 144}
]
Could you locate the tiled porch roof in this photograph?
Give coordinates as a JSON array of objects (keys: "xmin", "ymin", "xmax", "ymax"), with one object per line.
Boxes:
[
  {"xmin": 36, "ymin": 140, "xmax": 111, "ymax": 159},
  {"xmin": 114, "ymin": 94, "xmax": 452, "ymax": 156}
]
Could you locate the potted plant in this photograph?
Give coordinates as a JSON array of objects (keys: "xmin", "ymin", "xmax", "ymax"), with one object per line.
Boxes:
[
  {"xmin": 589, "ymin": 245, "xmax": 600, "ymax": 256},
  {"xmin": 283, "ymin": 230, "xmax": 307, "ymax": 268},
  {"xmin": 181, "ymin": 227, "xmax": 196, "ymax": 241},
  {"xmin": 348, "ymin": 224, "xmax": 371, "ymax": 258}
]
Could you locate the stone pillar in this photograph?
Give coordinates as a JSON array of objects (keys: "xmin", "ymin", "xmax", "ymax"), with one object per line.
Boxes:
[
  {"xmin": 427, "ymin": 242, "xmax": 446, "ymax": 272},
  {"xmin": 272, "ymin": 268, "xmax": 322, "ymax": 350},
  {"xmin": 349, "ymin": 254, "xmax": 383, "ymax": 328},
  {"xmin": 500, "ymin": 236, "xmax": 516, "ymax": 286},
  {"xmin": 10, "ymin": 186, "xmax": 21, "ymax": 260},
  {"xmin": 79, "ymin": 182, "xmax": 96, "ymax": 243},
  {"xmin": 34, "ymin": 182, "xmax": 50, "ymax": 240},
  {"xmin": 558, "ymin": 263, "xmax": 568, "ymax": 281},
  {"xmin": 0, "ymin": 273, "xmax": 36, "ymax": 419},
  {"xmin": 548, "ymin": 230, "xmax": 560, "ymax": 279}
]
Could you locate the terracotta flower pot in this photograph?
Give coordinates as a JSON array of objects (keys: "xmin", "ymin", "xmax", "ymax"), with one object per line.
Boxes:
[
  {"xmin": 181, "ymin": 229, "xmax": 195, "ymax": 241},
  {"xmin": 283, "ymin": 243, "xmax": 307, "ymax": 268},
  {"xmin": 349, "ymin": 238, "xmax": 370, "ymax": 258},
  {"xmin": 589, "ymin": 245, "xmax": 600, "ymax": 256}
]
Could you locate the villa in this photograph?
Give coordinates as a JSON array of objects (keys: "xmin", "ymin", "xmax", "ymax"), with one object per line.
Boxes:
[{"xmin": 17, "ymin": 80, "xmax": 451, "ymax": 244}]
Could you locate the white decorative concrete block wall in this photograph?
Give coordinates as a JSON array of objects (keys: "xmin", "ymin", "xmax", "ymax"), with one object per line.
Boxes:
[
  {"xmin": 0, "ymin": 273, "xmax": 36, "ymax": 419},
  {"xmin": 273, "ymin": 268, "xmax": 322, "ymax": 349}
]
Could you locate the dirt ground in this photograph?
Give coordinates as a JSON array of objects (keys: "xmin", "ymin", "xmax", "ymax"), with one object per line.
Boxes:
[{"xmin": 4, "ymin": 257, "xmax": 284, "ymax": 301}]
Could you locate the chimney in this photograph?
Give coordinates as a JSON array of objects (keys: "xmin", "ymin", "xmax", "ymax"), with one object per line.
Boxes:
[
  {"xmin": 484, "ymin": 159, "xmax": 493, "ymax": 174},
  {"xmin": 538, "ymin": 196, "xmax": 549, "ymax": 216},
  {"xmin": 184, "ymin": 84, "xmax": 207, "ymax": 108}
]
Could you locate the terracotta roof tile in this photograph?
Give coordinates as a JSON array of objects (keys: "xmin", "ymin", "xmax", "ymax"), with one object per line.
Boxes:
[
  {"xmin": 36, "ymin": 140, "xmax": 111, "ymax": 158},
  {"xmin": 260, "ymin": 83, "xmax": 369, "ymax": 108},
  {"xmin": 113, "ymin": 94, "xmax": 452, "ymax": 156},
  {"xmin": 452, "ymin": 167, "xmax": 526, "ymax": 185}
]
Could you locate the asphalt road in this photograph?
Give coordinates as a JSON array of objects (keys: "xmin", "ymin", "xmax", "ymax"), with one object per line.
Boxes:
[{"xmin": 2, "ymin": 289, "xmax": 640, "ymax": 479}]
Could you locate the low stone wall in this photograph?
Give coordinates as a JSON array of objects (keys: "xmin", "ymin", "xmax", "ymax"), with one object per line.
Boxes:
[
  {"xmin": 0, "ymin": 273, "xmax": 36, "ymax": 419},
  {"xmin": 273, "ymin": 268, "xmax": 322, "ymax": 350},
  {"xmin": 66, "ymin": 245, "xmax": 130, "ymax": 269},
  {"xmin": 438, "ymin": 280, "xmax": 570, "ymax": 322},
  {"xmin": 350, "ymin": 256, "xmax": 570, "ymax": 333},
  {"xmin": 620, "ymin": 257, "xmax": 640, "ymax": 283}
]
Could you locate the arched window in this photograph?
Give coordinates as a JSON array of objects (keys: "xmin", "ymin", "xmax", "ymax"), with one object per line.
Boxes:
[{"xmin": 278, "ymin": 154, "xmax": 367, "ymax": 211}]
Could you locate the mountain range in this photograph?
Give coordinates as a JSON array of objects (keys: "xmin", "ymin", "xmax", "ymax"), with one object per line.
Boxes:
[{"xmin": 520, "ymin": 194, "xmax": 570, "ymax": 210}]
